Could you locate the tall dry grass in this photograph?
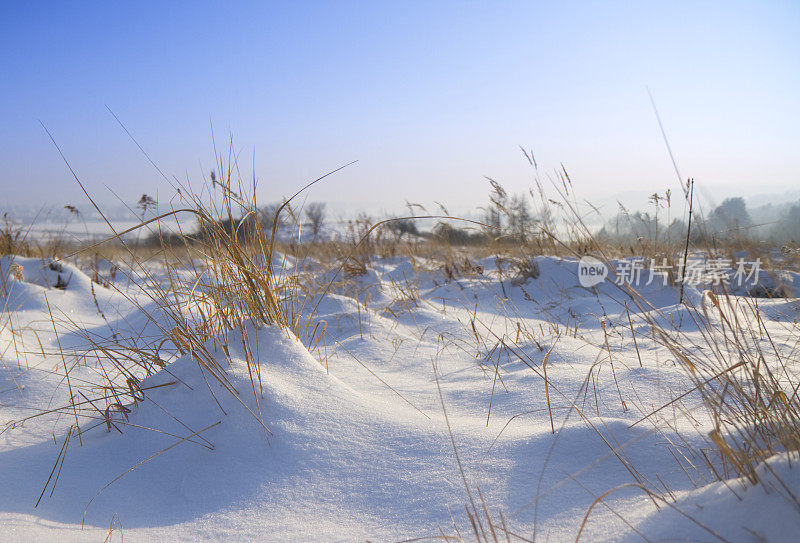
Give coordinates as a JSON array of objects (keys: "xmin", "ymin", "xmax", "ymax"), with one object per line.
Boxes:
[{"xmin": 3, "ymin": 142, "xmax": 799, "ymax": 540}]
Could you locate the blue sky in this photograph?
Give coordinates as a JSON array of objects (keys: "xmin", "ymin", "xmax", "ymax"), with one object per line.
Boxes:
[{"xmin": 2, "ymin": 1, "xmax": 799, "ymax": 215}]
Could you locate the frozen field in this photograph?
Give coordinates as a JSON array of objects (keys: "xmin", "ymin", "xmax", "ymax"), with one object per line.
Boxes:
[{"xmin": 1, "ymin": 251, "xmax": 799, "ymax": 541}]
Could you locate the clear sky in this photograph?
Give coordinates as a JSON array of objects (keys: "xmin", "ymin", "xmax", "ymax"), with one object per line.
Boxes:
[{"xmin": 2, "ymin": 1, "xmax": 799, "ymax": 216}]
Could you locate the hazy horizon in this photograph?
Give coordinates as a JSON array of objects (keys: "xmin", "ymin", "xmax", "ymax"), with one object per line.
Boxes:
[{"xmin": 2, "ymin": 2, "xmax": 799, "ymax": 214}]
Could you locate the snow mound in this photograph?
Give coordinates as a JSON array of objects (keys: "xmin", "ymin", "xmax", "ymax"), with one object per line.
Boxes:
[
  {"xmin": 615, "ymin": 452, "xmax": 800, "ymax": 543},
  {"xmin": 0, "ymin": 325, "xmax": 451, "ymax": 541},
  {"xmin": 1, "ymin": 256, "xmax": 101, "ymax": 313}
]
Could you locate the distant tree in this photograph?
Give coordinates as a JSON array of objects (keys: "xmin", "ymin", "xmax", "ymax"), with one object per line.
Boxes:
[
  {"xmin": 484, "ymin": 207, "xmax": 502, "ymax": 238},
  {"xmin": 386, "ymin": 217, "xmax": 418, "ymax": 242},
  {"xmin": 508, "ymin": 194, "xmax": 533, "ymax": 241},
  {"xmin": 434, "ymin": 222, "xmax": 480, "ymax": 245},
  {"xmin": 137, "ymin": 194, "xmax": 157, "ymax": 219},
  {"xmin": 772, "ymin": 202, "xmax": 800, "ymax": 242},
  {"xmin": 483, "ymin": 178, "xmax": 507, "ymax": 238},
  {"xmin": 305, "ymin": 202, "xmax": 326, "ymax": 236},
  {"xmin": 259, "ymin": 202, "xmax": 287, "ymax": 231},
  {"xmin": 134, "ymin": 194, "xmax": 157, "ymax": 249},
  {"xmin": 708, "ymin": 197, "xmax": 751, "ymax": 236},
  {"xmin": 598, "ymin": 210, "xmax": 686, "ymax": 244}
]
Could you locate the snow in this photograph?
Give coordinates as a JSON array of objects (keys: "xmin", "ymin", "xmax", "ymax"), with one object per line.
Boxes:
[{"xmin": 0, "ymin": 253, "xmax": 798, "ymax": 541}]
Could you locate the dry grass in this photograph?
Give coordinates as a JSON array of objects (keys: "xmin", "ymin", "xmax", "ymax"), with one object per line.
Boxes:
[
  {"xmin": 2, "ymin": 150, "xmax": 799, "ymax": 540},
  {"xmin": 648, "ymin": 292, "xmax": 800, "ymax": 487}
]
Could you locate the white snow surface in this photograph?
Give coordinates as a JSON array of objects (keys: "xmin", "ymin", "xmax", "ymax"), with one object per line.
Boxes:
[{"xmin": 0, "ymin": 253, "xmax": 798, "ymax": 541}]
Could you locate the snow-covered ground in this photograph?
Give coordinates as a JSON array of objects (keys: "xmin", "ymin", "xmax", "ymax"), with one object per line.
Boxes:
[{"xmin": 1, "ymin": 252, "xmax": 798, "ymax": 541}]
